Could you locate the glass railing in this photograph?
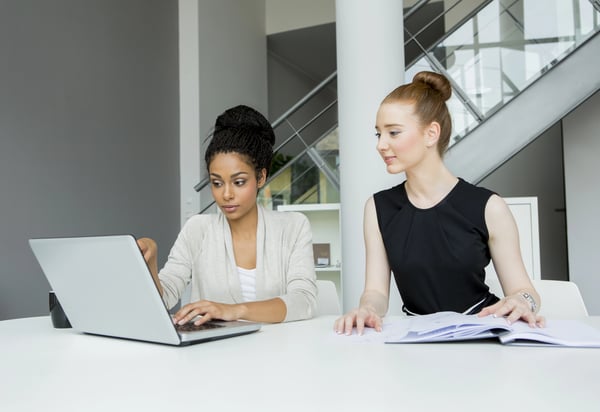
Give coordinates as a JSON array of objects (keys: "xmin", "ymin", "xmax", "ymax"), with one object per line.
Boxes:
[
  {"xmin": 404, "ymin": 0, "xmax": 493, "ymax": 66},
  {"xmin": 259, "ymin": 129, "xmax": 340, "ymax": 209},
  {"xmin": 408, "ymin": 0, "xmax": 600, "ymax": 145}
]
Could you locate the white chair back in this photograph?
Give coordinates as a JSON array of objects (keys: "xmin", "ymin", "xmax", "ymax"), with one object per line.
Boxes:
[
  {"xmin": 485, "ymin": 197, "xmax": 541, "ymax": 284},
  {"xmin": 533, "ymin": 279, "xmax": 588, "ymax": 318},
  {"xmin": 316, "ymin": 280, "xmax": 341, "ymax": 315},
  {"xmin": 486, "ymin": 279, "xmax": 588, "ymax": 318}
]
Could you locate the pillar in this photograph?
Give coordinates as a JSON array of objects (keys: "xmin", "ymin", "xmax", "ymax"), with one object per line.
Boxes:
[{"xmin": 336, "ymin": 0, "xmax": 405, "ymax": 313}]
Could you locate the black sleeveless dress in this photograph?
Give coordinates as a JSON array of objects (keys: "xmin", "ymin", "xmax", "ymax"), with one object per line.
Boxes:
[{"xmin": 373, "ymin": 178, "xmax": 500, "ymax": 315}]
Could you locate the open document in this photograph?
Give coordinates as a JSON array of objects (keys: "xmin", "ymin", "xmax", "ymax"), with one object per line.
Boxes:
[{"xmin": 383, "ymin": 312, "xmax": 600, "ymax": 347}]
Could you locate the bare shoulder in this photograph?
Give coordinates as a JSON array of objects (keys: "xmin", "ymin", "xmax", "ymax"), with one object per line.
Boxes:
[
  {"xmin": 485, "ymin": 194, "xmax": 511, "ymax": 218},
  {"xmin": 485, "ymin": 194, "xmax": 517, "ymax": 238},
  {"xmin": 363, "ymin": 196, "xmax": 382, "ymax": 237},
  {"xmin": 363, "ymin": 196, "xmax": 378, "ymax": 224},
  {"xmin": 364, "ymin": 195, "xmax": 376, "ymax": 214}
]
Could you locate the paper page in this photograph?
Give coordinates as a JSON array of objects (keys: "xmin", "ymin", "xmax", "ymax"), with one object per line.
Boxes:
[
  {"xmin": 499, "ymin": 319, "xmax": 600, "ymax": 347},
  {"xmin": 385, "ymin": 312, "xmax": 512, "ymax": 343}
]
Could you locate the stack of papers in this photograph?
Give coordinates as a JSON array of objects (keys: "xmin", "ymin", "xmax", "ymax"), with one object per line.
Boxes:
[
  {"xmin": 388, "ymin": 311, "xmax": 510, "ymax": 342},
  {"xmin": 384, "ymin": 312, "xmax": 600, "ymax": 347}
]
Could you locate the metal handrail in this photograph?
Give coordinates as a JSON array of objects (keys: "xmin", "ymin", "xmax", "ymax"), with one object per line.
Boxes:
[
  {"xmin": 198, "ymin": 123, "xmax": 339, "ymax": 214},
  {"xmin": 193, "ymin": 73, "xmax": 338, "ymax": 193},
  {"xmin": 404, "ymin": 0, "xmax": 430, "ymax": 19},
  {"xmin": 263, "ymin": 124, "xmax": 339, "ymax": 192},
  {"xmin": 271, "ymin": 71, "xmax": 337, "ymax": 129},
  {"xmin": 403, "ymin": 0, "xmax": 494, "ymax": 66}
]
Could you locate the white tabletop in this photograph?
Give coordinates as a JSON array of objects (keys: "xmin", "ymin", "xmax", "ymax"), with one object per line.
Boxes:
[{"xmin": 2, "ymin": 315, "xmax": 600, "ymax": 412}]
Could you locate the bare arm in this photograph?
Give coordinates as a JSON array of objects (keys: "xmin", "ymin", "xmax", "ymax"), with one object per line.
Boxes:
[
  {"xmin": 478, "ymin": 195, "xmax": 544, "ymax": 326},
  {"xmin": 173, "ymin": 297, "xmax": 287, "ymax": 325},
  {"xmin": 360, "ymin": 196, "xmax": 392, "ymax": 316},
  {"xmin": 334, "ymin": 196, "xmax": 391, "ymax": 335}
]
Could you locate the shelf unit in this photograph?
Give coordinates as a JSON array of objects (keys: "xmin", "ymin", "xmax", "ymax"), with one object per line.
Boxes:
[{"xmin": 277, "ymin": 203, "xmax": 342, "ymax": 304}]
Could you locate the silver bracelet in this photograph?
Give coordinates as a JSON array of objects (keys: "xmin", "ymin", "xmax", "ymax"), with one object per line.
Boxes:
[{"xmin": 520, "ymin": 292, "xmax": 537, "ymax": 313}]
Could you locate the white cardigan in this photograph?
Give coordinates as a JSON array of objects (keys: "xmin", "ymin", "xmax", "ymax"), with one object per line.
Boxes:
[{"xmin": 158, "ymin": 205, "xmax": 317, "ymax": 322}]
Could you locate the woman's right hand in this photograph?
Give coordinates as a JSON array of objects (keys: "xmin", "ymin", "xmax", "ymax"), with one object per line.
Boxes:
[
  {"xmin": 136, "ymin": 237, "xmax": 157, "ymax": 264},
  {"xmin": 334, "ymin": 305, "xmax": 383, "ymax": 336},
  {"xmin": 334, "ymin": 198, "xmax": 390, "ymax": 337},
  {"xmin": 136, "ymin": 237, "xmax": 161, "ymax": 293}
]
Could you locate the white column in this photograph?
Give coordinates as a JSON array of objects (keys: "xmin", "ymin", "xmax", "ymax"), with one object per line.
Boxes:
[
  {"xmin": 178, "ymin": 0, "xmax": 268, "ymax": 227},
  {"xmin": 178, "ymin": 0, "xmax": 201, "ymax": 227},
  {"xmin": 336, "ymin": 0, "xmax": 405, "ymax": 313}
]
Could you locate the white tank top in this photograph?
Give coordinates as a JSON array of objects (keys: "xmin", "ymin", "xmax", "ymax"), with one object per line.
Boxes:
[{"xmin": 237, "ymin": 266, "xmax": 257, "ymax": 302}]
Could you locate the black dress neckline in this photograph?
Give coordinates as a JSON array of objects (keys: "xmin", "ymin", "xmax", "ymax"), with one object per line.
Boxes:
[{"xmin": 402, "ymin": 177, "xmax": 462, "ymax": 211}]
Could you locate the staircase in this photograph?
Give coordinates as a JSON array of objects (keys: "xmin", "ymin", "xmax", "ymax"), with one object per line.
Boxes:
[
  {"xmin": 445, "ymin": 14, "xmax": 600, "ymax": 181},
  {"xmin": 195, "ymin": 0, "xmax": 600, "ymax": 212}
]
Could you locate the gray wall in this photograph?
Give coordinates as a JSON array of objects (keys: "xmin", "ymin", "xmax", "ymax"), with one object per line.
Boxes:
[
  {"xmin": 480, "ymin": 122, "xmax": 568, "ymax": 281},
  {"xmin": 197, "ymin": 0, "xmax": 269, "ymax": 174},
  {"xmin": 480, "ymin": 90, "xmax": 600, "ymax": 315},
  {"xmin": 0, "ymin": 0, "xmax": 180, "ymax": 320},
  {"xmin": 267, "ymin": 22, "xmax": 337, "ymax": 121},
  {"xmin": 189, "ymin": 0, "xmax": 269, "ymax": 213},
  {"xmin": 563, "ymin": 90, "xmax": 600, "ymax": 315}
]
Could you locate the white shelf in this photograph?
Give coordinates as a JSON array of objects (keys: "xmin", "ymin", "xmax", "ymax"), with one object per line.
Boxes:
[
  {"xmin": 277, "ymin": 203, "xmax": 340, "ymax": 212},
  {"xmin": 315, "ymin": 266, "xmax": 341, "ymax": 272},
  {"xmin": 277, "ymin": 203, "xmax": 342, "ymax": 300}
]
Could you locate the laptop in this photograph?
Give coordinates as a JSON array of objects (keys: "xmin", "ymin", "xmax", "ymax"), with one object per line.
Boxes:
[{"xmin": 29, "ymin": 234, "xmax": 261, "ymax": 346}]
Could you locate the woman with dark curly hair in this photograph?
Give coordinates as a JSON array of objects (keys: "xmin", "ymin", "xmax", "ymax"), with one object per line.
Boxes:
[{"xmin": 138, "ymin": 105, "xmax": 317, "ymax": 325}]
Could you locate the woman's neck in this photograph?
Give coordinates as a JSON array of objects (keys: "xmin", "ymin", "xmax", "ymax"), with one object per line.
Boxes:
[
  {"xmin": 227, "ymin": 205, "xmax": 259, "ymax": 239},
  {"xmin": 404, "ymin": 161, "xmax": 458, "ymax": 209}
]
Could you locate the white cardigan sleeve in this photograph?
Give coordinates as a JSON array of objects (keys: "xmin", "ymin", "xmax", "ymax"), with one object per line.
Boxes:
[
  {"xmin": 157, "ymin": 217, "xmax": 198, "ymax": 310},
  {"xmin": 275, "ymin": 213, "xmax": 318, "ymax": 322}
]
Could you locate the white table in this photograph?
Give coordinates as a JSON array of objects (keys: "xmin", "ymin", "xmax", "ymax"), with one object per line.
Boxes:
[{"xmin": 2, "ymin": 316, "xmax": 600, "ymax": 411}]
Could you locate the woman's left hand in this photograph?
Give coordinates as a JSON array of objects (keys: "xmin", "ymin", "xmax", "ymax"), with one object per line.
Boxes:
[
  {"xmin": 172, "ymin": 300, "xmax": 244, "ymax": 326},
  {"xmin": 478, "ymin": 294, "xmax": 545, "ymax": 327}
]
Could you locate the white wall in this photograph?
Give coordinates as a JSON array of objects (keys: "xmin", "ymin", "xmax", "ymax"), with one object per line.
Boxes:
[
  {"xmin": 266, "ymin": 0, "xmax": 335, "ymax": 34},
  {"xmin": 179, "ymin": 0, "xmax": 268, "ymax": 224},
  {"xmin": 563, "ymin": 90, "xmax": 600, "ymax": 315}
]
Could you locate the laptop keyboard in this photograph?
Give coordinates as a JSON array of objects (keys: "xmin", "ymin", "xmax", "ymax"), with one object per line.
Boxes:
[{"xmin": 176, "ymin": 321, "xmax": 225, "ymax": 332}]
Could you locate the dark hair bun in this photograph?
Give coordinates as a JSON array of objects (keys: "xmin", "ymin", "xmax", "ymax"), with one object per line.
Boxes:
[
  {"xmin": 214, "ymin": 105, "xmax": 275, "ymax": 147},
  {"xmin": 413, "ymin": 71, "xmax": 452, "ymax": 101}
]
